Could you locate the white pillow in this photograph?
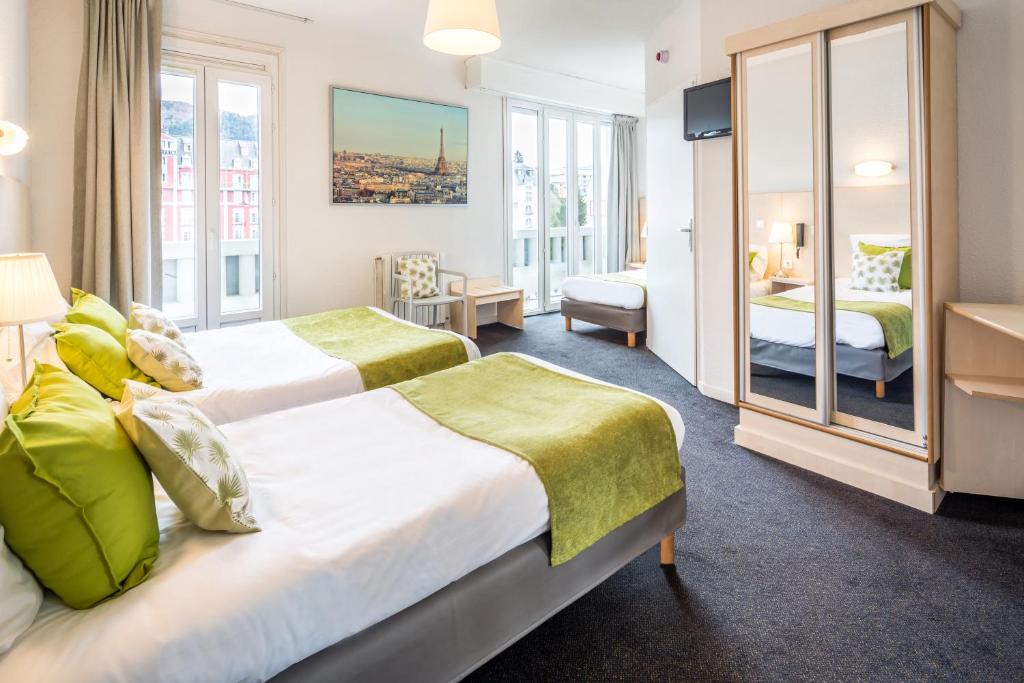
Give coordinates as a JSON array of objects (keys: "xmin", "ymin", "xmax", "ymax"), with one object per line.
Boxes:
[
  {"xmin": 749, "ymin": 244, "xmax": 769, "ymax": 281},
  {"xmin": 0, "ymin": 526, "xmax": 43, "ymax": 655},
  {"xmin": 849, "ymin": 233, "xmax": 911, "ymax": 254},
  {"xmin": 129, "ymin": 302, "xmax": 185, "ymax": 347},
  {"xmin": 126, "ymin": 329, "xmax": 203, "ymax": 392},
  {"xmin": 850, "ymin": 250, "xmax": 904, "ymax": 292}
]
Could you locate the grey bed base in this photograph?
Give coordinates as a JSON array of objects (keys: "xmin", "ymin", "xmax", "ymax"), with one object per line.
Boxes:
[
  {"xmin": 750, "ymin": 338, "xmax": 913, "ymax": 382},
  {"xmin": 560, "ymin": 297, "xmax": 647, "ymax": 334},
  {"xmin": 272, "ymin": 478, "xmax": 686, "ymax": 683}
]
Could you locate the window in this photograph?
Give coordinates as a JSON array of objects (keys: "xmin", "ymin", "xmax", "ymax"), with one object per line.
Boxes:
[
  {"xmin": 160, "ymin": 37, "xmax": 277, "ymax": 331},
  {"xmin": 251, "ymin": 209, "xmax": 259, "ymax": 225},
  {"xmin": 505, "ymin": 101, "xmax": 612, "ymax": 313}
]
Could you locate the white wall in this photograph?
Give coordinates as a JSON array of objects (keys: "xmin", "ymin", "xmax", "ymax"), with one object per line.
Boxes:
[
  {"xmin": 0, "ymin": 0, "xmax": 30, "ymax": 252},
  {"xmin": 691, "ymin": 0, "xmax": 1024, "ymax": 404},
  {"xmin": 644, "ymin": 0, "xmax": 700, "ymax": 383},
  {"xmin": 29, "ymin": 0, "xmax": 506, "ymax": 316}
]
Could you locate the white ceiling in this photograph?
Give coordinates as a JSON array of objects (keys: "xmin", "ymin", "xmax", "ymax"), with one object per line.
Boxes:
[{"xmin": 220, "ymin": 0, "xmax": 683, "ymax": 91}]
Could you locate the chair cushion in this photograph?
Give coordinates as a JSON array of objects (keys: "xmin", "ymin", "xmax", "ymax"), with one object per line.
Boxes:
[
  {"xmin": 0, "ymin": 364, "xmax": 159, "ymax": 609},
  {"xmin": 396, "ymin": 256, "xmax": 441, "ymax": 299},
  {"xmin": 65, "ymin": 288, "xmax": 128, "ymax": 346}
]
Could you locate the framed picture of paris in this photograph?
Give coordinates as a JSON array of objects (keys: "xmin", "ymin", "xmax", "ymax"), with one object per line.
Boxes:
[{"xmin": 330, "ymin": 87, "xmax": 469, "ymax": 205}]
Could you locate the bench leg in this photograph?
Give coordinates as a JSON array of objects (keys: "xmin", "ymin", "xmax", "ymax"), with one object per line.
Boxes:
[
  {"xmin": 627, "ymin": 331, "xmax": 637, "ymax": 348},
  {"xmin": 659, "ymin": 535, "xmax": 675, "ymax": 566},
  {"xmin": 564, "ymin": 316, "xmax": 572, "ymax": 332},
  {"xmin": 875, "ymin": 380, "xmax": 885, "ymax": 399}
]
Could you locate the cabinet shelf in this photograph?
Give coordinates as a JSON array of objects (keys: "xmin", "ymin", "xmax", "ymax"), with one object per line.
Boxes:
[{"xmin": 946, "ymin": 373, "xmax": 1024, "ymax": 404}]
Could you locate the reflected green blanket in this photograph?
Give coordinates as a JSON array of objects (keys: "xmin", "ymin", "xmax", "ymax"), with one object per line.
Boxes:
[
  {"xmin": 752, "ymin": 295, "xmax": 912, "ymax": 358},
  {"xmin": 583, "ymin": 271, "xmax": 648, "ymax": 305},
  {"xmin": 392, "ymin": 353, "xmax": 683, "ymax": 565},
  {"xmin": 283, "ymin": 307, "xmax": 469, "ymax": 390}
]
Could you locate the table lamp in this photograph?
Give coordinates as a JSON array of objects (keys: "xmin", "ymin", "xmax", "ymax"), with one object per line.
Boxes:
[
  {"xmin": 0, "ymin": 254, "xmax": 66, "ymax": 387},
  {"xmin": 768, "ymin": 221, "xmax": 795, "ymax": 278}
]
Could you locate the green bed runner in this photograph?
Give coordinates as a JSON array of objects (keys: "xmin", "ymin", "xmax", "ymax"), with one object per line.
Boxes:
[
  {"xmin": 392, "ymin": 353, "xmax": 682, "ymax": 565},
  {"xmin": 283, "ymin": 307, "xmax": 469, "ymax": 390},
  {"xmin": 583, "ymin": 271, "xmax": 648, "ymax": 305},
  {"xmin": 751, "ymin": 295, "xmax": 912, "ymax": 359}
]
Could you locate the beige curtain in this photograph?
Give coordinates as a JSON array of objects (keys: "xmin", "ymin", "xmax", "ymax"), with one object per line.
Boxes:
[
  {"xmin": 607, "ymin": 114, "xmax": 640, "ymax": 272},
  {"xmin": 73, "ymin": 0, "xmax": 162, "ymax": 313}
]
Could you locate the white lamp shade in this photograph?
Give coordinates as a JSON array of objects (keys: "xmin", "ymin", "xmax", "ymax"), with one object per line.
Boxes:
[
  {"xmin": 0, "ymin": 254, "xmax": 66, "ymax": 326},
  {"xmin": 768, "ymin": 221, "xmax": 795, "ymax": 245},
  {"xmin": 0, "ymin": 122, "xmax": 29, "ymax": 156},
  {"xmin": 424, "ymin": 0, "xmax": 501, "ymax": 56}
]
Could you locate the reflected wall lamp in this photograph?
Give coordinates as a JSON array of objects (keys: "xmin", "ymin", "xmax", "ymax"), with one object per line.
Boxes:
[
  {"xmin": 854, "ymin": 160, "xmax": 893, "ymax": 177},
  {"xmin": 424, "ymin": 0, "xmax": 502, "ymax": 56},
  {"xmin": 0, "ymin": 122, "xmax": 29, "ymax": 156},
  {"xmin": 769, "ymin": 221, "xmax": 795, "ymax": 278}
]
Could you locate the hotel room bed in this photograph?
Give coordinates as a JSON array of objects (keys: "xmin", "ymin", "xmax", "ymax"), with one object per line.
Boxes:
[
  {"xmin": 0, "ymin": 354, "xmax": 685, "ymax": 683},
  {"xmin": 749, "ymin": 279, "xmax": 914, "ymax": 386},
  {"xmin": 560, "ymin": 269, "xmax": 647, "ymax": 347}
]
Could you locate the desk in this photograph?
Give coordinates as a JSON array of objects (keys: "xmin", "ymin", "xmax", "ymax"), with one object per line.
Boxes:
[{"xmin": 448, "ymin": 278, "xmax": 524, "ymax": 340}]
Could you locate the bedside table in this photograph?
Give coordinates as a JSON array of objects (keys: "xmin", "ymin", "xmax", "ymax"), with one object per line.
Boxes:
[{"xmin": 770, "ymin": 276, "xmax": 813, "ymax": 294}]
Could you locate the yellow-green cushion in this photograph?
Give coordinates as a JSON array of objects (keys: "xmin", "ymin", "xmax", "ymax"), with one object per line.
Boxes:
[
  {"xmin": 858, "ymin": 242, "xmax": 911, "ymax": 290},
  {"xmin": 66, "ymin": 288, "xmax": 128, "ymax": 345},
  {"xmin": 126, "ymin": 329, "xmax": 203, "ymax": 392},
  {"xmin": 53, "ymin": 322, "xmax": 154, "ymax": 399},
  {"xmin": 0, "ymin": 364, "xmax": 159, "ymax": 609},
  {"xmin": 117, "ymin": 381, "xmax": 258, "ymax": 533}
]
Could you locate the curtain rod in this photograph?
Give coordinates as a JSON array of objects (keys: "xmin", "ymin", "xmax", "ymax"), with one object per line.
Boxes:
[{"xmin": 208, "ymin": 0, "xmax": 314, "ymax": 24}]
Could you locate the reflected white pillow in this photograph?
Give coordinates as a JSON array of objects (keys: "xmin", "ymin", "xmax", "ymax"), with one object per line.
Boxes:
[
  {"xmin": 849, "ymin": 233, "xmax": 910, "ymax": 254},
  {"xmin": 749, "ymin": 244, "xmax": 769, "ymax": 281},
  {"xmin": 0, "ymin": 525, "xmax": 43, "ymax": 655}
]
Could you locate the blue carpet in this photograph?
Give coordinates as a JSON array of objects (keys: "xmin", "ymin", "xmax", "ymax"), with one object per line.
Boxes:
[{"xmin": 466, "ymin": 313, "xmax": 1024, "ymax": 681}]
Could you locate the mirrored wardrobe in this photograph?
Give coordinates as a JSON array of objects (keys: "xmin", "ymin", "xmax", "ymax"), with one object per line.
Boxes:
[{"xmin": 730, "ymin": 0, "xmax": 960, "ymax": 512}]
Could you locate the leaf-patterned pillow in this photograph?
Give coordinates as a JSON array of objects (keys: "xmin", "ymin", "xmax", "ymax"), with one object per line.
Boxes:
[
  {"xmin": 115, "ymin": 380, "xmax": 259, "ymax": 533},
  {"xmin": 126, "ymin": 329, "xmax": 203, "ymax": 391},
  {"xmin": 129, "ymin": 302, "xmax": 186, "ymax": 347},
  {"xmin": 850, "ymin": 251, "xmax": 904, "ymax": 293},
  {"xmin": 396, "ymin": 256, "xmax": 440, "ymax": 299}
]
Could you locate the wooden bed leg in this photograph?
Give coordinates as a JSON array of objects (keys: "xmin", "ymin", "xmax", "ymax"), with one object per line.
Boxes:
[
  {"xmin": 564, "ymin": 316, "xmax": 572, "ymax": 332},
  {"xmin": 659, "ymin": 535, "xmax": 674, "ymax": 566},
  {"xmin": 627, "ymin": 331, "xmax": 637, "ymax": 348},
  {"xmin": 875, "ymin": 380, "xmax": 886, "ymax": 399}
]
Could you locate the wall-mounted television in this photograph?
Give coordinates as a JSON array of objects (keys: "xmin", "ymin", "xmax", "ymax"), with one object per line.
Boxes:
[{"xmin": 684, "ymin": 78, "xmax": 732, "ymax": 141}]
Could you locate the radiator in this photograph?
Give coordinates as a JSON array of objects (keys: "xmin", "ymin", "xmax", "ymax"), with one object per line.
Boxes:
[{"xmin": 372, "ymin": 256, "xmax": 386, "ymax": 310}]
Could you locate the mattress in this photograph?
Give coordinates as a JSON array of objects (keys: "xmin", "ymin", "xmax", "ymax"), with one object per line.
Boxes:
[
  {"xmin": 0, "ymin": 354, "xmax": 684, "ymax": 683},
  {"xmin": 180, "ymin": 307, "xmax": 480, "ymax": 424},
  {"xmin": 749, "ymin": 278, "xmax": 913, "ymax": 351},
  {"xmin": 561, "ymin": 270, "xmax": 647, "ymax": 310}
]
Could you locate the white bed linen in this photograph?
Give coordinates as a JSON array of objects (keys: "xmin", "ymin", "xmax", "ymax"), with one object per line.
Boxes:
[
  {"xmin": 561, "ymin": 269, "xmax": 647, "ymax": 310},
  {"xmin": 0, "ymin": 355, "xmax": 683, "ymax": 683},
  {"xmin": 180, "ymin": 307, "xmax": 480, "ymax": 424},
  {"xmin": 749, "ymin": 278, "xmax": 772, "ymax": 298},
  {"xmin": 749, "ymin": 278, "xmax": 913, "ymax": 350}
]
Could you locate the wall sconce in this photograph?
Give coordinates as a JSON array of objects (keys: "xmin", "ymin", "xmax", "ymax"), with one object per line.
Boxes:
[
  {"xmin": 854, "ymin": 160, "xmax": 893, "ymax": 177},
  {"xmin": 0, "ymin": 122, "xmax": 29, "ymax": 156}
]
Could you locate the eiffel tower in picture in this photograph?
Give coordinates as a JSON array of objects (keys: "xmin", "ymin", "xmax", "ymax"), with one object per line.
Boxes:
[{"xmin": 433, "ymin": 127, "xmax": 449, "ymax": 176}]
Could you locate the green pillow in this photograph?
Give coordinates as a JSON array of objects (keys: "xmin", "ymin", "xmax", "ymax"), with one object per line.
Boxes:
[
  {"xmin": 749, "ymin": 250, "xmax": 758, "ymax": 266},
  {"xmin": 0, "ymin": 364, "xmax": 159, "ymax": 609},
  {"xmin": 66, "ymin": 288, "xmax": 128, "ymax": 346},
  {"xmin": 858, "ymin": 242, "xmax": 912, "ymax": 290},
  {"xmin": 52, "ymin": 322, "xmax": 154, "ymax": 399}
]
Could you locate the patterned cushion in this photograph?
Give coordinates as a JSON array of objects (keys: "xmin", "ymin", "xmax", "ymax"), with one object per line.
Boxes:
[
  {"xmin": 396, "ymin": 256, "xmax": 440, "ymax": 299},
  {"xmin": 129, "ymin": 303, "xmax": 185, "ymax": 346},
  {"xmin": 850, "ymin": 251, "xmax": 904, "ymax": 292},
  {"xmin": 116, "ymin": 381, "xmax": 259, "ymax": 533},
  {"xmin": 126, "ymin": 329, "xmax": 203, "ymax": 392}
]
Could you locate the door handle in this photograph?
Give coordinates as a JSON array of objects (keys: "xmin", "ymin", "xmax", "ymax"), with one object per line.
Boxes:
[{"xmin": 679, "ymin": 219, "xmax": 694, "ymax": 252}]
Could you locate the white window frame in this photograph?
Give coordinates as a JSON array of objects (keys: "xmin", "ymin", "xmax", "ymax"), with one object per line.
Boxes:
[
  {"xmin": 161, "ymin": 31, "xmax": 282, "ymax": 331},
  {"xmin": 503, "ymin": 98, "xmax": 613, "ymax": 314}
]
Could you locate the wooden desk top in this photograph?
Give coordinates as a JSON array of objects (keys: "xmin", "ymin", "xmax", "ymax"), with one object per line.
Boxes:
[
  {"xmin": 450, "ymin": 277, "xmax": 523, "ymax": 299},
  {"xmin": 945, "ymin": 302, "xmax": 1024, "ymax": 343}
]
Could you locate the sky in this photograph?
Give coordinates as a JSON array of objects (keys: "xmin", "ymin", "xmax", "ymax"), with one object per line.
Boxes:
[
  {"xmin": 161, "ymin": 74, "xmax": 258, "ymax": 116},
  {"xmin": 332, "ymin": 88, "xmax": 468, "ymax": 162}
]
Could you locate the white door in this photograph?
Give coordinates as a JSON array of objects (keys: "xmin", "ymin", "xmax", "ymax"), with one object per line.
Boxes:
[{"xmin": 646, "ymin": 91, "xmax": 697, "ymax": 384}]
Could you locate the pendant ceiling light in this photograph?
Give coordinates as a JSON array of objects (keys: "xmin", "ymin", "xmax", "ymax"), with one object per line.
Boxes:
[{"xmin": 424, "ymin": 0, "xmax": 502, "ymax": 56}]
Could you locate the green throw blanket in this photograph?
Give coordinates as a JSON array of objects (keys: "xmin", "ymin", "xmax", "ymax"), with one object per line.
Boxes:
[
  {"xmin": 751, "ymin": 295, "xmax": 912, "ymax": 358},
  {"xmin": 392, "ymin": 353, "xmax": 683, "ymax": 565},
  {"xmin": 582, "ymin": 271, "xmax": 648, "ymax": 305},
  {"xmin": 283, "ymin": 307, "xmax": 469, "ymax": 390}
]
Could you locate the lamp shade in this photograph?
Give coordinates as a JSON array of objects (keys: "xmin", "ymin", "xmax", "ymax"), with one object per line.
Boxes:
[
  {"xmin": 424, "ymin": 0, "xmax": 501, "ymax": 56},
  {"xmin": 0, "ymin": 254, "xmax": 66, "ymax": 326},
  {"xmin": 0, "ymin": 122, "xmax": 29, "ymax": 156},
  {"xmin": 768, "ymin": 221, "xmax": 795, "ymax": 245}
]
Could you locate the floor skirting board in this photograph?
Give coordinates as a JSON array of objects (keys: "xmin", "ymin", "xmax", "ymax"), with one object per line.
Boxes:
[{"xmin": 735, "ymin": 408, "xmax": 943, "ymax": 513}]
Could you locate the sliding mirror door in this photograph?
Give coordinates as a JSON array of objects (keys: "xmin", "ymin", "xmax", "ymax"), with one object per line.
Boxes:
[
  {"xmin": 827, "ymin": 12, "xmax": 924, "ymax": 446},
  {"xmin": 741, "ymin": 37, "xmax": 822, "ymax": 419}
]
